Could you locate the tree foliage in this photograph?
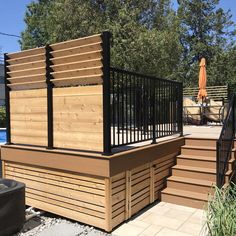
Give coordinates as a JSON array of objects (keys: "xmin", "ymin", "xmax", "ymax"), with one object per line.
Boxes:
[{"xmin": 20, "ymin": 0, "xmax": 236, "ymax": 90}]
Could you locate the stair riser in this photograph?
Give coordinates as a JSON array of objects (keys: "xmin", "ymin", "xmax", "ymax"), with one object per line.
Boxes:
[
  {"xmin": 172, "ymin": 169, "xmax": 216, "ymax": 181},
  {"xmin": 185, "ymin": 139, "xmax": 217, "ymax": 148},
  {"xmin": 181, "ymin": 148, "xmax": 216, "ymax": 157},
  {"xmin": 177, "ymin": 158, "xmax": 216, "ymax": 169},
  {"xmin": 167, "ymin": 180, "xmax": 215, "ymax": 194},
  {"xmin": 161, "ymin": 193, "xmax": 207, "ymax": 209}
]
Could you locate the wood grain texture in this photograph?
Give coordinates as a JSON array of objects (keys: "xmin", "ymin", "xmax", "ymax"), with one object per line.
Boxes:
[
  {"xmin": 10, "ymin": 89, "xmax": 47, "ymax": 146},
  {"xmin": 4, "ymin": 161, "xmax": 106, "ymax": 230},
  {"xmin": 53, "ymin": 86, "xmax": 103, "ymax": 151}
]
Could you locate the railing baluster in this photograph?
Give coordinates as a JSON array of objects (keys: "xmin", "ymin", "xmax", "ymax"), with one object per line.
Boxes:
[{"xmin": 109, "ymin": 67, "xmax": 183, "ymax": 151}]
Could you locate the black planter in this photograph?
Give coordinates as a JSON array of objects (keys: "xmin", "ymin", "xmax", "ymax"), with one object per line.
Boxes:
[{"xmin": 0, "ymin": 179, "xmax": 25, "ymax": 236}]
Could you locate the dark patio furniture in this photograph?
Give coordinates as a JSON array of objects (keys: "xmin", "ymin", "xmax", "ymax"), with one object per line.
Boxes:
[{"xmin": 0, "ymin": 179, "xmax": 25, "ymax": 236}]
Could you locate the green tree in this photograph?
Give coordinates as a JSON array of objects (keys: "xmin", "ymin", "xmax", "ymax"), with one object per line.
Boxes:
[
  {"xmin": 20, "ymin": 0, "xmax": 182, "ymax": 79},
  {"xmin": 176, "ymin": 0, "xmax": 236, "ymax": 86}
]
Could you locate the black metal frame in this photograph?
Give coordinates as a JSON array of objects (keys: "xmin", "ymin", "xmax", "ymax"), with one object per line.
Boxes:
[
  {"xmin": 217, "ymin": 94, "xmax": 236, "ymax": 187},
  {"xmin": 4, "ymin": 53, "xmax": 11, "ymax": 145},
  {"xmin": 109, "ymin": 67, "xmax": 183, "ymax": 150},
  {"xmin": 102, "ymin": 31, "xmax": 112, "ymax": 155},
  {"xmin": 4, "ymin": 31, "xmax": 183, "ymax": 155},
  {"xmin": 45, "ymin": 45, "xmax": 54, "ymax": 149}
]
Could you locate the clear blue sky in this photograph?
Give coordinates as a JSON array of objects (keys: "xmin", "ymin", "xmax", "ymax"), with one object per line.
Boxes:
[{"xmin": 0, "ymin": 0, "xmax": 236, "ymax": 57}]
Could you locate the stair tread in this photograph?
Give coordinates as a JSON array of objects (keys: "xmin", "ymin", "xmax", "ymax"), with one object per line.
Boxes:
[
  {"xmin": 182, "ymin": 145, "xmax": 216, "ymax": 150},
  {"xmin": 162, "ymin": 187, "xmax": 208, "ymax": 201},
  {"xmin": 177, "ymin": 154, "xmax": 216, "ymax": 161},
  {"xmin": 172, "ymin": 164, "xmax": 216, "ymax": 174},
  {"xmin": 182, "ymin": 145, "xmax": 236, "ymax": 152},
  {"xmin": 168, "ymin": 175, "xmax": 215, "ymax": 187}
]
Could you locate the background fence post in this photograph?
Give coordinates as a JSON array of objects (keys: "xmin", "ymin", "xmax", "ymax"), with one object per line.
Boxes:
[
  {"xmin": 45, "ymin": 45, "xmax": 53, "ymax": 149},
  {"xmin": 102, "ymin": 31, "xmax": 112, "ymax": 155},
  {"xmin": 4, "ymin": 53, "xmax": 11, "ymax": 145}
]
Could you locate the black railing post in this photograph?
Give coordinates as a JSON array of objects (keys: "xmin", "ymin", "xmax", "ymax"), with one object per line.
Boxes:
[
  {"xmin": 152, "ymin": 79, "xmax": 156, "ymax": 144},
  {"xmin": 102, "ymin": 31, "xmax": 112, "ymax": 155},
  {"xmin": 4, "ymin": 53, "xmax": 11, "ymax": 145},
  {"xmin": 45, "ymin": 45, "xmax": 53, "ymax": 149}
]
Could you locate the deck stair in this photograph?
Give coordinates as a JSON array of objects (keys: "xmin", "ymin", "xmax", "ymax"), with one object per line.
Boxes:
[{"xmin": 161, "ymin": 137, "xmax": 236, "ymax": 209}]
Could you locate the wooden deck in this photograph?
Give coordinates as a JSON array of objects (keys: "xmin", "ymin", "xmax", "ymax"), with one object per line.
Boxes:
[
  {"xmin": 1, "ymin": 137, "xmax": 184, "ymax": 231},
  {"xmin": 183, "ymin": 125, "xmax": 221, "ymax": 139}
]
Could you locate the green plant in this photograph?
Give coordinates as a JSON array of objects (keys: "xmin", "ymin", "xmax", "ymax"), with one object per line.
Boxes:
[
  {"xmin": 0, "ymin": 107, "xmax": 6, "ymax": 128},
  {"xmin": 206, "ymin": 183, "xmax": 236, "ymax": 236}
]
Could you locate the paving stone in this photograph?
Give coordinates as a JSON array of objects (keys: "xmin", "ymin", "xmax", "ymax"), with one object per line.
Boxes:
[
  {"xmin": 142, "ymin": 213, "xmax": 183, "ymax": 230},
  {"xmin": 112, "ymin": 223, "xmax": 146, "ymax": 236},
  {"xmin": 38, "ymin": 222, "xmax": 84, "ymax": 236},
  {"xmin": 163, "ymin": 208, "xmax": 194, "ymax": 222},
  {"xmin": 178, "ymin": 221, "xmax": 205, "ymax": 236},
  {"xmin": 140, "ymin": 225, "xmax": 162, "ymax": 236},
  {"xmin": 155, "ymin": 227, "xmax": 192, "ymax": 236}
]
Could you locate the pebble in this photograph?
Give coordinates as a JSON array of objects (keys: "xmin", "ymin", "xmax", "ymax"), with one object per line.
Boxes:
[{"xmin": 15, "ymin": 214, "xmax": 111, "ymax": 236}]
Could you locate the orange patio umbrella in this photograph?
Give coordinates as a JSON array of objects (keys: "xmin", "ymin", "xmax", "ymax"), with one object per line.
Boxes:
[{"xmin": 197, "ymin": 58, "xmax": 207, "ymax": 101}]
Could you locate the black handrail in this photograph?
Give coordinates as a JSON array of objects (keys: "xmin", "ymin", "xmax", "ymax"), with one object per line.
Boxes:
[
  {"xmin": 217, "ymin": 94, "xmax": 236, "ymax": 187},
  {"xmin": 109, "ymin": 67, "xmax": 183, "ymax": 150}
]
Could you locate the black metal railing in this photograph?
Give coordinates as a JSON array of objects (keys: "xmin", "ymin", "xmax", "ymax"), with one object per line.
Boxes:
[
  {"xmin": 109, "ymin": 67, "xmax": 183, "ymax": 149},
  {"xmin": 217, "ymin": 94, "xmax": 236, "ymax": 187}
]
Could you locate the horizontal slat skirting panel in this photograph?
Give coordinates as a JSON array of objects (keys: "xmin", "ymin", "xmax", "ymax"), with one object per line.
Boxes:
[
  {"xmin": 5, "ymin": 162, "xmax": 105, "ymax": 184},
  {"xmin": 10, "ymin": 89, "xmax": 47, "ymax": 146},
  {"xmin": 25, "ymin": 197, "xmax": 105, "ymax": 229},
  {"xmin": 53, "ymin": 86, "xmax": 103, "ymax": 151},
  {"xmin": 50, "ymin": 34, "xmax": 101, "ymax": 51},
  {"xmin": 4, "ymin": 161, "xmax": 106, "ymax": 229},
  {"xmin": 111, "ymin": 172, "xmax": 126, "ymax": 228},
  {"xmin": 130, "ymin": 163, "xmax": 150, "ymax": 216}
]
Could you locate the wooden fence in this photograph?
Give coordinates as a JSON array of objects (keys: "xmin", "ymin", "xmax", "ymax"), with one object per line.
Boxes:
[{"xmin": 5, "ymin": 33, "xmax": 106, "ymax": 152}]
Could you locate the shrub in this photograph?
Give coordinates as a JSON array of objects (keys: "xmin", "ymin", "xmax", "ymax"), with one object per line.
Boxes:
[
  {"xmin": 206, "ymin": 183, "xmax": 236, "ymax": 236},
  {"xmin": 0, "ymin": 107, "xmax": 6, "ymax": 128}
]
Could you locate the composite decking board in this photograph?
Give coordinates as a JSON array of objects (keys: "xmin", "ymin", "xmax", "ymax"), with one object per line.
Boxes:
[{"xmin": 1, "ymin": 135, "xmax": 183, "ymax": 231}]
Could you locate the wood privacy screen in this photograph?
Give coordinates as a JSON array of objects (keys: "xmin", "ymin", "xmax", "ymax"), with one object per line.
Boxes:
[{"xmin": 5, "ymin": 33, "xmax": 107, "ymax": 152}]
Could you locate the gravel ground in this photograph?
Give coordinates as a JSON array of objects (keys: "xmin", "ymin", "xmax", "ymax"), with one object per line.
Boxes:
[{"xmin": 15, "ymin": 212, "xmax": 112, "ymax": 236}]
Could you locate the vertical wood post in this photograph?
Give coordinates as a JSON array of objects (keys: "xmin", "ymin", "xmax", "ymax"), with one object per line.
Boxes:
[
  {"xmin": 45, "ymin": 45, "xmax": 53, "ymax": 149},
  {"xmin": 4, "ymin": 53, "xmax": 11, "ymax": 145},
  {"xmin": 105, "ymin": 178, "xmax": 112, "ymax": 232},
  {"xmin": 102, "ymin": 31, "xmax": 111, "ymax": 155}
]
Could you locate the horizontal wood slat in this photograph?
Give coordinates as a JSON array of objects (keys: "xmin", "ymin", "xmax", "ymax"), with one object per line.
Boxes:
[
  {"xmin": 4, "ymin": 162, "xmax": 106, "ymax": 229},
  {"xmin": 10, "ymin": 89, "xmax": 47, "ymax": 146},
  {"xmin": 53, "ymin": 85, "xmax": 103, "ymax": 152}
]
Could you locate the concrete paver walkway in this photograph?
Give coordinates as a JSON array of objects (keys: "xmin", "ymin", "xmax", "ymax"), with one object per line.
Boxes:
[{"xmin": 112, "ymin": 202, "xmax": 207, "ymax": 236}]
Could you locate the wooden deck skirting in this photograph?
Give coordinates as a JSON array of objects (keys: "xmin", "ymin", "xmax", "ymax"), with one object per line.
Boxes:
[{"xmin": 1, "ymin": 137, "xmax": 184, "ymax": 231}]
